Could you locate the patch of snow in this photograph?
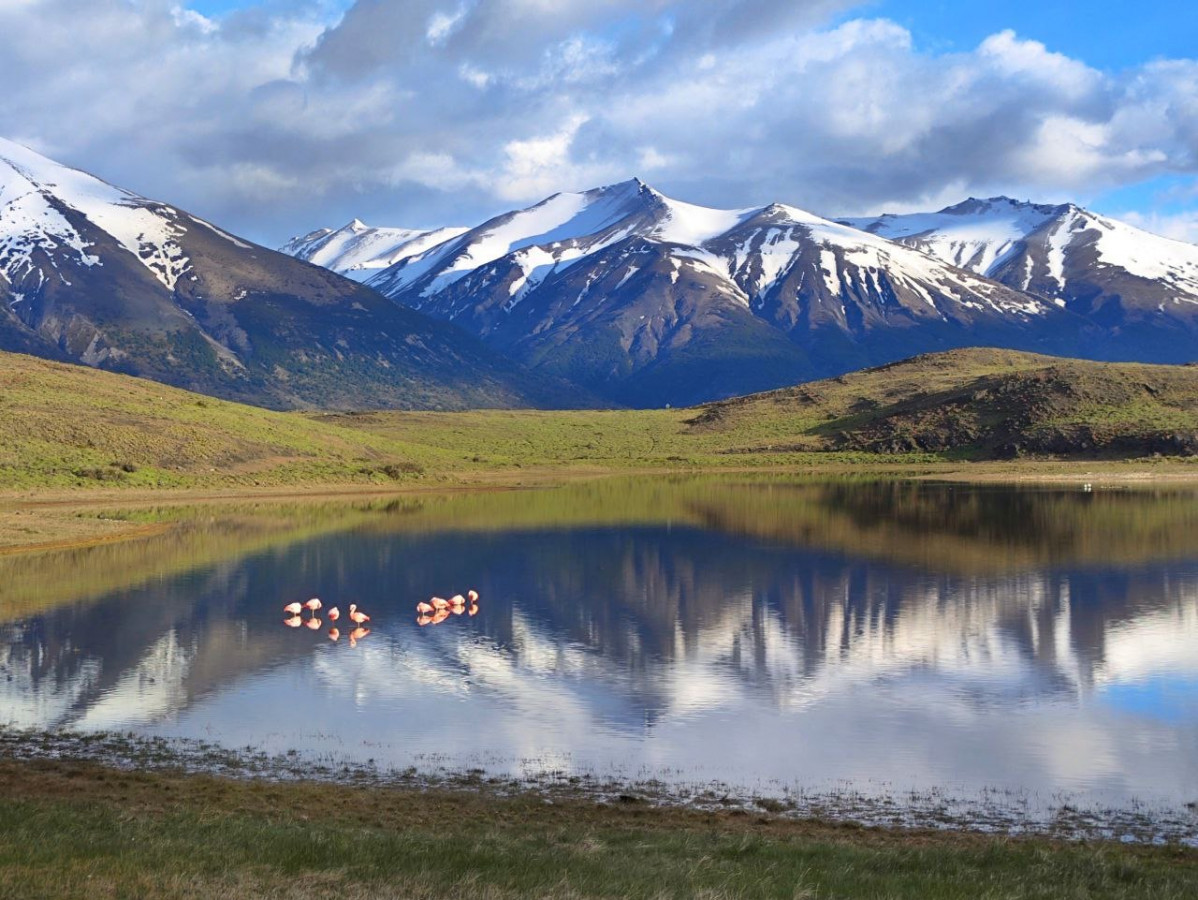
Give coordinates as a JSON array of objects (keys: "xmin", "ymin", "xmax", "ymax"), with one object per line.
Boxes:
[
  {"xmin": 1089, "ymin": 213, "xmax": 1198, "ymax": 295},
  {"xmin": 819, "ymin": 249, "xmax": 840, "ymax": 296},
  {"xmin": 613, "ymin": 265, "xmax": 640, "ymax": 291},
  {"xmin": 846, "ymin": 198, "xmax": 1059, "ymax": 278},
  {"xmin": 0, "ymin": 136, "xmax": 192, "ymax": 291},
  {"xmin": 653, "ymin": 195, "xmax": 756, "ymax": 246},
  {"xmin": 192, "ymin": 216, "xmax": 253, "ymax": 249},
  {"xmin": 1044, "ymin": 210, "xmax": 1080, "ymax": 291},
  {"xmin": 282, "ymin": 219, "xmax": 467, "ymax": 282}
]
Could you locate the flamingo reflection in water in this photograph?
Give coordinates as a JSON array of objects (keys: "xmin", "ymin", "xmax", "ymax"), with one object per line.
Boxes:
[
  {"xmin": 416, "ymin": 589, "xmax": 480, "ymax": 626},
  {"xmin": 281, "ymin": 598, "xmax": 370, "ymax": 642}
]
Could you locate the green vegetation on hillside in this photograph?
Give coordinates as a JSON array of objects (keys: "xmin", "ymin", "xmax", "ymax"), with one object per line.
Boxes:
[
  {"xmin": 2, "ymin": 348, "xmax": 1198, "ymax": 497},
  {"xmin": 0, "ymin": 352, "xmax": 453, "ymax": 489},
  {"xmin": 329, "ymin": 348, "xmax": 1198, "ymax": 467}
]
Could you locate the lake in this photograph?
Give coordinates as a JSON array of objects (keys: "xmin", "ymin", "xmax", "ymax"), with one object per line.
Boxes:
[{"xmin": 3, "ymin": 477, "xmax": 1197, "ymax": 833}]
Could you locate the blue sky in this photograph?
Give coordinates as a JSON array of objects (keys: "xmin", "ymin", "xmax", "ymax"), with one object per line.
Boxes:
[
  {"xmin": 3, "ymin": 0, "xmax": 1194, "ymax": 243},
  {"xmin": 191, "ymin": 0, "xmax": 1198, "ymax": 71},
  {"xmin": 868, "ymin": 1, "xmax": 1196, "ymax": 71},
  {"xmin": 873, "ymin": 1, "xmax": 1198, "ymax": 223}
]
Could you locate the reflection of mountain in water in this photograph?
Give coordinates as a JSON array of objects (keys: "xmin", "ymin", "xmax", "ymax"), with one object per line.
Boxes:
[{"xmin": 3, "ymin": 493, "xmax": 1197, "ymax": 732}]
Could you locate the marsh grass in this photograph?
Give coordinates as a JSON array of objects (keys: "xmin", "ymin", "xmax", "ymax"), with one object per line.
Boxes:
[{"xmin": 1, "ymin": 756, "xmax": 1196, "ymax": 900}]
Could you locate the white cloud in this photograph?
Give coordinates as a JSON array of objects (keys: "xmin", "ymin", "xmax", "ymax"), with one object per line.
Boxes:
[
  {"xmin": 1118, "ymin": 211, "xmax": 1198, "ymax": 245},
  {"xmin": 0, "ymin": 0, "xmax": 1194, "ymax": 242}
]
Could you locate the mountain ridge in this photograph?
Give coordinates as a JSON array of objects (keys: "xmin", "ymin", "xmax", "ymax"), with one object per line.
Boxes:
[
  {"xmin": 348, "ymin": 179, "xmax": 1086, "ymax": 406},
  {"xmin": 0, "ymin": 137, "xmax": 578, "ymax": 411},
  {"xmin": 844, "ymin": 196, "xmax": 1198, "ymax": 352}
]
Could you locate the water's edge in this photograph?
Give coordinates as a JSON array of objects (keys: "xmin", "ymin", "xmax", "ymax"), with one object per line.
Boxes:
[{"xmin": 4, "ymin": 728, "xmax": 1195, "ymax": 847}]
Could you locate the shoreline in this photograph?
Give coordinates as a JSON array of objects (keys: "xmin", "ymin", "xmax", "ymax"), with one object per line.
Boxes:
[
  {"xmin": 3, "ymin": 728, "xmax": 1196, "ymax": 846},
  {"xmin": 0, "ymin": 728, "xmax": 1195, "ymax": 899},
  {"xmin": 3, "ymin": 460, "xmax": 1198, "ymax": 556}
]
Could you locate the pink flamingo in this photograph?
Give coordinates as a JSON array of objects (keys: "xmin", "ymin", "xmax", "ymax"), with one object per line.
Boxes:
[
  {"xmin": 283, "ymin": 602, "xmax": 303, "ymax": 616},
  {"xmin": 348, "ymin": 604, "xmax": 370, "ymax": 624},
  {"xmin": 467, "ymin": 590, "xmax": 479, "ymax": 604},
  {"xmin": 304, "ymin": 598, "xmax": 322, "ymax": 614},
  {"xmin": 327, "ymin": 606, "xmax": 340, "ymax": 622},
  {"xmin": 415, "ymin": 601, "xmax": 435, "ymax": 616},
  {"xmin": 430, "ymin": 596, "xmax": 450, "ymax": 611}
]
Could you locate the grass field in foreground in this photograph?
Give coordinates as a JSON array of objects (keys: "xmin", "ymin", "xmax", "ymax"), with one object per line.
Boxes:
[{"xmin": 0, "ymin": 759, "xmax": 1194, "ymax": 900}]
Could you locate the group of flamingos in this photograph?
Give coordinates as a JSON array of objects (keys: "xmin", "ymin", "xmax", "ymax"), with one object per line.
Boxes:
[
  {"xmin": 283, "ymin": 598, "xmax": 371, "ymax": 646},
  {"xmin": 282, "ymin": 591, "xmax": 479, "ymax": 637},
  {"xmin": 416, "ymin": 589, "xmax": 479, "ymax": 626}
]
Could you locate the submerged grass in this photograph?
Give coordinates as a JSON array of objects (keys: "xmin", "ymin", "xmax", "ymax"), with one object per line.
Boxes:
[{"xmin": 0, "ymin": 756, "xmax": 1195, "ymax": 900}]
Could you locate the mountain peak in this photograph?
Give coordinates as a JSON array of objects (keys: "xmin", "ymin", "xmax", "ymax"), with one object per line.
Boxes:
[
  {"xmin": 594, "ymin": 176, "xmax": 662, "ymax": 201},
  {"xmin": 940, "ymin": 196, "xmax": 1072, "ymax": 218}
]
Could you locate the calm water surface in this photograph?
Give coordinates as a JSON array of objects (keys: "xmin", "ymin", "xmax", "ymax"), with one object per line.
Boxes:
[{"xmin": 3, "ymin": 478, "xmax": 1197, "ymax": 814}]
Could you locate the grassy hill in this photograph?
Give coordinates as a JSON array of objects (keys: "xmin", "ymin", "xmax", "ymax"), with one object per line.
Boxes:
[
  {"xmin": 333, "ymin": 348, "xmax": 1198, "ymax": 467},
  {"xmin": 2, "ymin": 348, "xmax": 1198, "ymax": 495},
  {"xmin": 0, "ymin": 352, "xmax": 451, "ymax": 489},
  {"xmin": 686, "ymin": 348, "xmax": 1198, "ymax": 460}
]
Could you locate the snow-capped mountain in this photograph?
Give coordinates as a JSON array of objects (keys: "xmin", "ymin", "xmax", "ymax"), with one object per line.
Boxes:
[
  {"xmin": 279, "ymin": 219, "xmax": 466, "ymax": 282},
  {"xmin": 361, "ymin": 180, "xmax": 1081, "ymax": 405},
  {"xmin": 846, "ymin": 198, "xmax": 1198, "ymax": 357},
  {"xmin": 0, "ymin": 137, "xmax": 569, "ymax": 410}
]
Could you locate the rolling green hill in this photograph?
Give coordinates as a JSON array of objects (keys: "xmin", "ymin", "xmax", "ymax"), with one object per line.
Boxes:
[
  {"xmin": 0, "ymin": 352, "xmax": 447, "ymax": 489},
  {"xmin": 687, "ymin": 348, "xmax": 1198, "ymax": 459},
  {"xmin": 2, "ymin": 348, "xmax": 1198, "ymax": 495},
  {"xmin": 335, "ymin": 348, "xmax": 1198, "ymax": 466}
]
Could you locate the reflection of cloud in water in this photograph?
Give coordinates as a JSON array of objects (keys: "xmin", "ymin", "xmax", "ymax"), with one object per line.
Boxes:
[
  {"xmin": 3, "ymin": 482, "xmax": 1198, "ymax": 806},
  {"xmin": 75, "ymin": 631, "xmax": 193, "ymax": 731}
]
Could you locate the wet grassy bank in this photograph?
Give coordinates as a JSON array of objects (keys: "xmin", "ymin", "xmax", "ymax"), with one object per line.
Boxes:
[{"xmin": 1, "ymin": 755, "xmax": 1195, "ymax": 900}]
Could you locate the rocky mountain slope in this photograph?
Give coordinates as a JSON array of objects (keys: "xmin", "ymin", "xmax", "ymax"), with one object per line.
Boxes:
[
  {"xmin": 280, "ymin": 219, "xmax": 467, "ymax": 282},
  {"xmin": 846, "ymin": 198, "xmax": 1198, "ymax": 358},
  {"xmin": 0, "ymin": 137, "xmax": 569, "ymax": 410},
  {"xmin": 357, "ymin": 180, "xmax": 1083, "ymax": 406}
]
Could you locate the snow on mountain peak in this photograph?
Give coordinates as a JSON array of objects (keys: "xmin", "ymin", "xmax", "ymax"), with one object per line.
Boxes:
[
  {"xmin": 0, "ymin": 136, "xmax": 240, "ymax": 292},
  {"xmin": 278, "ymin": 217, "xmax": 469, "ymax": 282}
]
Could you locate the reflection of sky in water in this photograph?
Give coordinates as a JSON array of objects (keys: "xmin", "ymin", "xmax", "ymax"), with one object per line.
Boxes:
[
  {"xmin": 3, "ymin": 481, "xmax": 1198, "ymax": 809},
  {"xmin": 1098, "ymin": 676, "xmax": 1198, "ymax": 724}
]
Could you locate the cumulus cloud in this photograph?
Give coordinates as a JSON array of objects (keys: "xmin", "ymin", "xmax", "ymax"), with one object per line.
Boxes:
[
  {"xmin": 1119, "ymin": 211, "xmax": 1198, "ymax": 245},
  {"xmin": 0, "ymin": 0, "xmax": 1194, "ymax": 244}
]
